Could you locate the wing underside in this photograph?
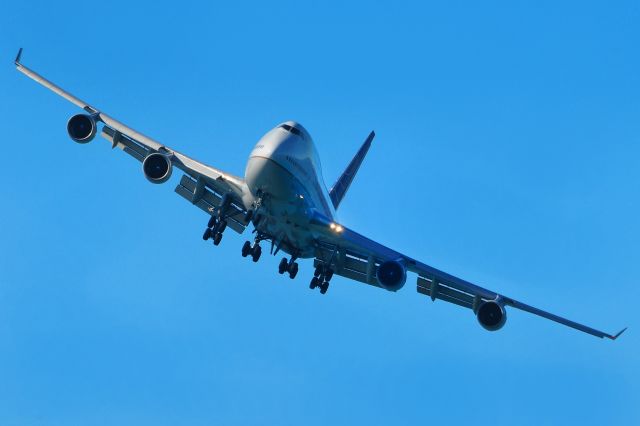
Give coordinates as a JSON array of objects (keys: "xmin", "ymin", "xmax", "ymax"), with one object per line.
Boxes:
[
  {"xmin": 310, "ymin": 211, "xmax": 625, "ymax": 340},
  {"xmin": 16, "ymin": 49, "xmax": 250, "ymax": 234}
]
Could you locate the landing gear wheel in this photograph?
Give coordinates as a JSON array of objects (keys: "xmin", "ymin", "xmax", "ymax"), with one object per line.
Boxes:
[
  {"xmin": 314, "ymin": 265, "xmax": 322, "ymax": 277},
  {"xmin": 203, "ymin": 228, "xmax": 212, "ymax": 240},
  {"xmin": 213, "ymin": 232, "xmax": 223, "ymax": 246},
  {"xmin": 288, "ymin": 262, "xmax": 299, "ymax": 279},
  {"xmin": 310, "ymin": 277, "xmax": 319, "ymax": 289},
  {"xmin": 251, "ymin": 245, "xmax": 262, "ymax": 262},
  {"xmin": 278, "ymin": 258, "xmax": 288, "ymax": 274},
  {"xmin": 320, "ymin": 281, "xmax": 329, "ymax": 294},
  {"xmin": 207, "ymin": 216, "xmax": 217, "ymax": 228},
  {"xmin": 241, "ymin": 241, "xmax": 252, "ymax": 257}
]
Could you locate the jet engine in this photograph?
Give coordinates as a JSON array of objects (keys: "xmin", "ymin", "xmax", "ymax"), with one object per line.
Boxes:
[
  {"xmin": 142, "ymin": 152, "xmax": 172, "ymax": 184},
  {"xmin": 376, "ymin": 260, "xmax": 407, "ymax": 291},
  {"xmin": 476, "ymin": 300, "xmax": 507, "ymax": 331},
  {"xmin": 67, "ymin": 113, "xmax": 97, "ymax": 143}
]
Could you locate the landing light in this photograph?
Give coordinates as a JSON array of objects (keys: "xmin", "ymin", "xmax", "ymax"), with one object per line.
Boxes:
[{"xmin": 330, "ymin": 223, "xmax": 344, "ymax": 233}]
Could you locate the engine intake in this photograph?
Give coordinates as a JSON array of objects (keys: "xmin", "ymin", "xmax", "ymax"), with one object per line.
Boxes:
[
  {"xmin": 476, "ymin": 300, "xmax": 507, "ymax": 331},
  {"xmin": 142, "ymin": 153, "xmax": 172, "ymax": 184},
  {"xmin": 376, "ymin": 260, "xmax": 406, "ymax": 291},
  {"xmin": 67, "ymin": 114, "xmax": 97, "ymax": 143}
]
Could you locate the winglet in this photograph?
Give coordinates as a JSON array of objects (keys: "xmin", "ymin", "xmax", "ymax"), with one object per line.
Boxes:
[
  {"xmin": 14, "ymin": 48, "xmax": 23, "ymax": 65},
  {"xmin": 608, "ymin": 327, "xmax": 627, "ymax": 341}
]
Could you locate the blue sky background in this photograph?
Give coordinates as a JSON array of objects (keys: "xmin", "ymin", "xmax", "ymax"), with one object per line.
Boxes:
[{"xmin": 0, "ymin": 1, "xmax": 638, "ymax": 424}]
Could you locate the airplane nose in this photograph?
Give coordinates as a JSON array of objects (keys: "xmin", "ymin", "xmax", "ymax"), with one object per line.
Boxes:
[{"xmin": 279, "ymin": 121, "xmax": 311, "ymax": 142}]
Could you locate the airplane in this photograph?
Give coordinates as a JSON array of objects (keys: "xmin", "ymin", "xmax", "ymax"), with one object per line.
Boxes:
[{"xmin": 14, "ymin": 48, "xmax": 626, "ymax": 340}]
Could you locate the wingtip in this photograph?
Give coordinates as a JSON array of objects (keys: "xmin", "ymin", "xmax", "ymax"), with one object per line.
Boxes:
[
  {"xmin": 609, "ymin": 327, "xmax": 627, "ymax": 340},
  {"xmin": 14, "ymin": 47, "xmax": 23, "ymax": 65}
]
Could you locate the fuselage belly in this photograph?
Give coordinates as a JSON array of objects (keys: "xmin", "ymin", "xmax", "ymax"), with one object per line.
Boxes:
[{"xmin": 243, "ymin": 122, "xmax": 334, "ymax": 258}]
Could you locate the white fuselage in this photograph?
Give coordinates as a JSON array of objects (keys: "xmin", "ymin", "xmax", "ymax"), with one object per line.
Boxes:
[{"xmin": 243, "ymin": 121, "xmax": 335, "ymax": 258}]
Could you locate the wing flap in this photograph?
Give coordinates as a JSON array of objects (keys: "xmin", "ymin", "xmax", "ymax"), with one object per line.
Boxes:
[
  {"xmin": 417, "ymin": 285, "xmax": 473, "ymax": 309},
  {"xmin": 417, "ymin": 276, "xmax": 476, "ymax": 309},
  {"xmin": 175, "ymin": 175, "xmax": 247, "ymax": 234},
  {"xmin": 312, "ymin": 259, "xmax": 375, "ymax": 287},
  {"xmin": 314, "ymin": 243, "xmax": 382, "ymax": 287},
  {"xmin": 101, "ymin": 125, "xmax": 149, "ymax": 161}
]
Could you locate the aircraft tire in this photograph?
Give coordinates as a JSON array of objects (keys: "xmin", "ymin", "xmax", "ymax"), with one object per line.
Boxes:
[
  {"xmin": 203, "ymin": 228, "xmax": 212, "ymax": 240},
  {"xmin": 288, "ymin": 262, "xmax": 298, "ymax": 279},
  {"xmin": 278, "ymin": 258, "xmax": 288, "ymax": 274},
  {"xmin": 310, "ymin": 277, "xmax": 319, "ymax": 289},
  {"xmin": 251, "ymin": 245, "xmax": 262, "ymax": 262},
  {"xmin": 213, "ymin": 233, "xmax": 222, "ymax": 246},
  {"xmin": 241, "ymin": 241, "xmax": 251, "ymax": 257}
]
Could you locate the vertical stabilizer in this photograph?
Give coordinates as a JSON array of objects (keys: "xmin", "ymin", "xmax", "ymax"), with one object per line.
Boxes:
[{"xmin": 329, "ymin": 131, "xmax": 375, "ymax": 209}]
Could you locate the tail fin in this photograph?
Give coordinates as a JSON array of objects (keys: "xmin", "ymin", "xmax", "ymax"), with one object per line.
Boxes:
[{"xmin": 329, "ymin": 131, "xmax": 375, "ymax": 209}]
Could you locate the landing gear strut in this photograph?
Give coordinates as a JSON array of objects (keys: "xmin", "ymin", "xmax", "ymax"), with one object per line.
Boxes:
[{"xmin": 310, "ymin": 264, "xmax": 333, "ymax": 294}]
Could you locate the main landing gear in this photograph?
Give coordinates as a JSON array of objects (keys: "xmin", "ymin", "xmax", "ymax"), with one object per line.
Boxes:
[
  {"xmin": 310, "ymin": 264, "xmax": 333, "ymax": 295},
  {"xmin": 278, "ymin": 257, "xmax": 299, "ymax": 279},
  {"xmin": 202, "ymin": 211, "xmax": 227, "ymax": 246},
  {"xmin": 241, "ymin": 239, "xmax": 262, "ymax": 262}
]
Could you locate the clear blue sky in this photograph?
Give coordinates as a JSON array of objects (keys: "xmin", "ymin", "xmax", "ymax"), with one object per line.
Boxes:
[{"xmin": 0, "ymin": 1, "xmax": 638, "ymax": 425}]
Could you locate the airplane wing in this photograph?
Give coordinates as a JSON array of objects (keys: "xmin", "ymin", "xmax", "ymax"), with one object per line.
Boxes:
[
  {"xmin": 309, "ymin": 210, "xmax": 626, "ymax": 340},
  {"xmin": 14, "ymin": 49, "xmax": 250, "ymax": 233}
]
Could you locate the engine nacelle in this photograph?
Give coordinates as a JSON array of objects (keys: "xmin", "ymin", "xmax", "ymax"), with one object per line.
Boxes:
[
  {"xmin": 67, "ymin": 114, "xmax": 97, "ymax": 143},
  {"xmin": 376, "ymin": 260, "xmax": 407, "ymax": 291},
  {"xmin": 476, "ymin": 300, "xmax": 507, "ymax": 331},
  {"xmin": 142, "ymin": 152, "xmax": 172, "ymax": 184}
]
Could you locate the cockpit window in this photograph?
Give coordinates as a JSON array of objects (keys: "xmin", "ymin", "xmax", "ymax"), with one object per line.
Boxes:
[{"xmin": 280, "ymin": 124, "xmax": 303, "ymax": 138}]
